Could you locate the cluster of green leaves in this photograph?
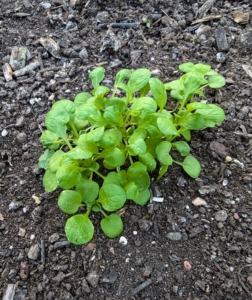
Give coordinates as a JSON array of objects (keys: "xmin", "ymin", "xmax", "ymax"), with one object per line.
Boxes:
[{"xmin": 39, "ymin": 62, "xmax": 225, "ymax": 245}]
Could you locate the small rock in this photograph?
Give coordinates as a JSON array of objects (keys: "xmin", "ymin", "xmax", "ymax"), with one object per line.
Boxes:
[
  {"xmin": 9, "ymin": 201, "xmax": 21, "ymax": 211},
  {"xmin": 52, "ymin": 272, "xmax": 66, "ymax": 284},
  {"xmin": 40, "ymin": 2, "xmax": 51, "ymax": 9},
  {"xmin": 86, "ymin": 269, "xmax": 99, "ymax": 287},
  {"xmin": 119, "ymin": 236, "xmax": 128, "ymax": 245},
  {"xmin": 9, "ymin": 46, "xmax": 27, "ymax": 71},
  {"xmin": 81, "ymin": 278, "xmax": 90, "ymax": 293},
  {"xmin": 16, "ymin": 132, "xmax": 27, "ymax": 143},
  {"xmin": 48, "ymin": 233, "xmax": 60, "ymax": 243},
  {"xmin": 195, "ymin": 280, "xmax": 206, "ymax": 291},
  {"xmin": 97, "ymin": 11, "xmax": 110, "ymax": 22},
  {"xmin": 1, "ymin": 129, "xmax": 8, "ymax": 137},
  {"xmin": 28, "ymin": 244, "xmax": 40, "ymax": 260},
  {"xmin": 198, "ymin": 185, "xmax": 216, "ymax": 195},
  {"xmin": 216, "ymin": 52, "xmax": 226, "ymax": 63},
  {"xmin": 54, "ymin": 241, "xmax": 70, "ymax": 249},
  {"xmin": 192, "ymin": 197, "xmax": 207, "ymax": 206},
  {"xmin": 18, "ymin": 228, "xmax": 26, "ymax": 237},
  {"xmin": 215, "ymin": 210, "xmax": 228, "ymax": 222},
  {"xmin": 79, "ymin": 48, "xmax": 89, "ymax": 60},
  {"xmin": 109, "ymin": 270, "xmax": 118, "ymax": 283},
  {"xmin": 215, "ymin": 27, "xmax": 229, "ymax": 51},
  {"xmin": 232, "ymin": 11, "xmax": 249, "ymax": 24},
  {"xmin": 138, "ymin": 219, "xmax": 153, "ymax": 231},
  {"xmin": 166, "ymin": 232, "xmax": 182, "ymax": 241},
  {"xmin": 172, "ymin": 285, "xmax": 178, "ymax": 294},
  {"xmin": 100, "ymin": 28, "xmax": 122, "ymax": 52},
  {"xmin": 15, "ymin": 116, "xmax": 25, "ymax": 127},
  {"xmin": 241, "ymin": 29, "xmax": 252, "ymax": 48}
]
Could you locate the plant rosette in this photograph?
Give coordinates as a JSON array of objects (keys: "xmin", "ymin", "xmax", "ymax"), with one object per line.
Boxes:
[{"xmin": 39, "ymin": 62, "xmax": 226, "ymax": 245}]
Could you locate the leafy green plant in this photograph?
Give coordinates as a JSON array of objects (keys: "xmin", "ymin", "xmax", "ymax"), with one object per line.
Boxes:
[{"xmin": 38, "ymin": 62, "xmax": 225, "ymax": 245}]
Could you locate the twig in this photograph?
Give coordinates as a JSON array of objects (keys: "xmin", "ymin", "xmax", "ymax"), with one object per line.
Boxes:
[
  {"xmin": 191, "ymin": 15, "xmax": 222, "ymax": 25},
  {"xmin": 237, "ymin": 264, "xmax": 252, "ymax": 297},
  {"xmin": 96, "ymin": 23, "xmax": 139, "ymax": 30},
  {"xmin": 41, "ymin": 240, "xmax": 45, "ymax": 265},
  {"xmin": 127, "ymin": 279, "xmax": 152, "ymax": 298},
  {"xmin": 234, "ymin": 132, "xmax": 252, "ymax": 139}
]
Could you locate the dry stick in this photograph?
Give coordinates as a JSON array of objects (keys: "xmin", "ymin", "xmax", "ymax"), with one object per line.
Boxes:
[
  {"xmin": 127, "ymin": 279, "xmax": 152, "ymax": 298},
  {"xmin": 41, "ymin": 240, "xmax": 45, "ymax": 265},
  {"xmin": 237, "ymin": 264, "xmax": 252, "ymax": 297},
  {"xmin": 234, "ymin": 131, "xmax": 252, "ymax": 139},
  {"xmin": 191, "ymin": 15, "xmax": 222, "ymax": 25},
  {"xmin": 96, "ymin": 23, "xmax": 139, "ymax": 30}
]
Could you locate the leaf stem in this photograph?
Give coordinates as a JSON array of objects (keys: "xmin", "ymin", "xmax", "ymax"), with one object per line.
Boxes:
[{"xmin": 94, "ymin": 170, "xmax": 106, "ymax": 180}]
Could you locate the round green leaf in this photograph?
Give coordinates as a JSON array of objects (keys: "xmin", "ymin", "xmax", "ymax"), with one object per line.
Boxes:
[
  {"xmin": 124, "ymin": 182, "xmax": 139, "ymax": 200},
  {"xmin": 75, "ymin": 178, "xmax": 99, "ymax": 205},
  {"xmin": 74, "ymin": 92, "xmax": 91, "ymax": 107},
  {"xmin": 127, "ymin": 68, "xmax": 151, "ymax": 93},
  {"xmin": 43, "ymin": 169, "xmax": 58, "ymax": 192},
  {"xmin": 58, "ymin": 190, "xmax": 83, "ymax": 214},
  {"xmin": 100, "ymin": 214, "xmax": 123, "ymax": 238},
  {"xmin": 48, "ymin": 150, "xmax": 65, "ymax": 173},
  {"xmin": 139, "ymin": 152, "xmax": 157, "ymax": 171},
  {"xmin": 155, "ymin": 141, "xmax": 173, "ymax": 165},
  {"xmin": 98, "ymin": 183, "xmax": 126, "ymax": 211},
  {"xmin": 181, "ymin": 156, "xmax": 201, "ymax": 178},
  {"xmin": 40, "ymin": 130, "xmax": 60, "ymax": 150},
  {"xmin": 133, "ymin": 189, "xmax": 150, "ymax": 205},
  {"xmin": 99, "ymin": 128, "xmax": 122, "ymax": 148},
  {"xmin": 208, "ymin": 75, "xmax": 225, "ymax": 88},
  {"xmin": 65, "ymin": 214, "xmax": 94, "ymax": 245},
  {"xmin": 171, "ymin": 141, "xmax": 190, "ymax": 156},
  {"xmin": 127, "ymin": 137, "xmax": 147, "ymax": 156},
  {"xmin": 56, "ymin": 165, "xmax": 81, "ymax": 190}
]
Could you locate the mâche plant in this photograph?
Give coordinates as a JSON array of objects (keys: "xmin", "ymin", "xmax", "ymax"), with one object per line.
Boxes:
[{"xmin": 38, "ymin": 62, "xmax": 226, "ymax": 245}]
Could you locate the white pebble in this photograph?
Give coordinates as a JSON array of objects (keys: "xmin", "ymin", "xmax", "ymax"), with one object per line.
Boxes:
[
  {"xmin": 119, "ymin": 236, "xmax": 127, "ymax": 245},
  {"xmin": 1, "ymin": 129, "xmax": 8, "ymax": 137},
  {"xmin": 30, "ymin": 234, "xmax": 35, "ymax": 241}
]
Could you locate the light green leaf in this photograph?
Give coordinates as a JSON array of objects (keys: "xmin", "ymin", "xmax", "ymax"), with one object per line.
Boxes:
[
  {"xmin": 98, "ymin": 183, "xmax": 126, "ymax": 211},
  {"xmin": 39, "ymin": 149, "xmax": 55, "ymax": 170},
  {"xmin": 48, "ymin": 150, "xmax": 65, "ymax": 172},
  {"xmin": 99, "ymin": 128, "xmax": 122, "ymax": 148},
  {"xmin": 175, "ymin": 156, "xmax": 201, "ymax": 178},
  {"xmin": 179, "ymin": 62, "xmax": 195, "ymax": 73},
  {"xmin": 127, "ymin": 137, "xmax": 147, "ymax": 156},
  {"xmin": 164, "ymin": 79, "xmax": 181, "ymax": 91},
  {"xmin": 155, "ymin": 141, "xmax": 173, "ymax": 165},
  {"xmin": 124, "ymin": 182, "xmax": 139, "ymax": 200},
  {"xmin": 157, "ymin": 116, "xmax": 178, "ymax": 137},
  {"xmin": 130, "ymin": 97, "xmax": 157, "ymax": 117},
  {"xmin": 52, "ymin": 99, "xmax": 75, "ymax": 122},
  {"xmin": 170, "ymin": 90, "xmax": 184, "ymax": 101},
  {"xmin": 89, "ymin": 67, "xmax": 105, "ymax": 89},
  {"xmin": 149, "ymin": 77, "xmax": 167, "ymax": 110},
  {"xmin": 133, "ymin": 188, "xmax": 150, "ymax": 205},
  {"xmin": 58, "ymin": 190, "xmax": 83, "ymax": 214},
  {"xmin": 115, "ymin": 69, "xmax": 131, "ymax": 85},
  {"xmin": 208, "ymin": 75, "xmax": 226, "ymax": 88},
  {"xmin": 171, "ymin": 141, "xmax": 190, "ymax": 156},
  {"xmin": 45, "ymin": 109, "xmax": 68, "ymax": 141},
  {"xmin": 100, "ymin": 214, "xmax": 123, "ymax": 238},
  {"xmin": 101, "ymin": 147, "xmax": 126, "ymax": 168},
  {"xmin": 40, "ymin": 130, "xmax": 60, "ymax": 150},
  {"xmin": 157, "ymin": 164, "xmax": 169, "ymax": 180},
  {"xmin": 104, "ymin": 105, "xmax": 124, "ymax": 126},
  {"xmin": 75, "ymin": 178, "xmax": 99, "ymax": 205},
  {"xmin": 43, "ymin": 169, "xmax": 58, "ymax": 192},
  {"xmin": 193, "ymin": 63, "xmax": 211, "ymax": 74},
  {"xmin": 179, "ymin": 113, "xmax": 205, "ymax": 130},
  {"xmin": 139, "ymin": 151, "xmax": 157, "ymax": 171},
  {"xmin": 74, "ymin": 92, "xmax": 92, "ymax": 107},
  {"xmin": 77, "ymin": 127, "xmax": 104, "ymax": 143},
  {"xmin": 66, "ymin": 146, "xmax": 93, "ymax": 160},
  {"xmin": 93, "ymin": 85, "xmax": 110, "ymax": 97},
  {"xmin": 127, "ymin": 68, "xmax": 151, "ymax": 93},
  {"xmin": 56, "ymin": 165, "xmax": 81, "ymax": 189},
  {"xmin": 65, "ymin": 214, "xmax": 94, "ymax": 245}
]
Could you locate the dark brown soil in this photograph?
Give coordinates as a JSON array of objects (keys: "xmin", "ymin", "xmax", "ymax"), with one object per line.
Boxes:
[{"xmin": 1, "ymin": 1, "xmax": 252, "ymax": 299}]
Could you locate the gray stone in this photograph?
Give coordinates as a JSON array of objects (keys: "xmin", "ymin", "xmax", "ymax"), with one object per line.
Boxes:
[
  {"xmin": 48, "ymin": 233, "xmax": 60, "ymax": 243},
  {"xmin": 109, "ymin": 270, "xmax": 118, "ymax": 284},
  {"xmin": 241, "ymin": 29, "xmax": 252, "ymax": 48},
  {"xmin": 16, "ymin": 132, "xmax": 27, "ymax": 143},
  {"xmin": 9, "ymin": 201, "xmax": 21, "ymax": 211},
  {"xmin": 86, "ymin": 269, "xmax": 99, "ymax": 287},
  {"xmin": 215, "ymin": 210, "xmax": 228, "ymax": 222},
  {"xmin": 79, "ymin": 48, "xmax": 89, "ymax": 59},
  {"xmin": 215, "ymin": 27, "xmax": 229, "ymax": 51},
  {"xmin": 138, "ymin": 219, "xmax": 153, "ymax": 231},
  {"xmin": 28, "ymin": 244, "xmax": 40, "ymax": 260},
  {"xmin": 54, "ymin": 241, "xmax": 70, "ymax": 249},
  {"xmin": 166, "ymin": 232, "xmax": 182, "ymax": 241},
  {"xmin": 9, "ymin": 47, "xmax": 27, "ymax": 71}
]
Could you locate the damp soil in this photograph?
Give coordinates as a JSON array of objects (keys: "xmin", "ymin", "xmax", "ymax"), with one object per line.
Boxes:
[{"xmin": 1, "ymin": 0, "xmax": 252, "ymax": 299}]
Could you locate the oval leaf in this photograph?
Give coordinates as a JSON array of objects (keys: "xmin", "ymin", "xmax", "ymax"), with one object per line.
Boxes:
[
  {"xmin": 100, "ymin": 214, "xmax": 123, "ymax": 238},
  {"xmin": 98, "ymin": 183, "xmax": 126, "ymax": 211},
  {"xmin": 43, "ymin": 169, "xmax": 58, "ymax": 192},
  {"xmin": 65, "ymin": 214, "xmax": 94, "ymax": 245},
  {"xmin": 58, "ymin": 190, "xmax": 83, "ymax": 214},
  {"xmin": 128, "ymin": 68, "xmax": 151, "ymax": 93},
  {"xmin": 75, "ymin": 178, "xmax": 99, "ymax": 205},
  {"xmin": 181, "ymin": 156, "xmax": 201, "ymax": 178}
]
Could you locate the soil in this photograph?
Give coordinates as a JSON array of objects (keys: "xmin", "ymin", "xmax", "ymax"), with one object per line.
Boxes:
[{"xmin": 1, "ymin": 0, "xmax": 252, "ymax": 299}]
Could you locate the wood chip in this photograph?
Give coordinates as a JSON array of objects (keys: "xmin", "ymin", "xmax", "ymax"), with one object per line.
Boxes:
[
  {"xmin": 191, "ymin": 15, "xmax": 221, "ymax": 25},
  {"xmin": 3, "ymin": 284, "xmax": 16, "ymax": 300},
  {"xmin": 232, "ymin": 11, "xmax": 250, "ymax": 24},
  {"xmin": 39, "ymin": 37, "xmax": 61, "ymax": 59},
  {"xmin": 242, "ymin": 64, "xmax": 252, "ymax": 79},
  {"xmin": 195, "ymin": 0, "xmax": 216, "ymax": 18},
  {"xmin": 2, "ymin": 63, "xmax": 13, "ymax": 81}
]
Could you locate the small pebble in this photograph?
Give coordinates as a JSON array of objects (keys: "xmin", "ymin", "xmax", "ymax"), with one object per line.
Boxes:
[
  {"xmin": 166, "ymin": 232, "xmax": 182, "ymax": 241},
  {"xmin": 192, "ymin": 197, "xmax": 207, "ymax": 206},
  {"xmin": 119, "ymin": 236, "xmax": 128, "ymax": 245},
  {"xmin": 215, "ymin": 210, "xmax": 228, "ymax": 222},
  {"xmin": 1, "ymin": 129, "xmax": 8, "ymax": 137}
]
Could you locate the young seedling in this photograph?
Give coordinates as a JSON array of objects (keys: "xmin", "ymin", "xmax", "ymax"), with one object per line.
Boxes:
[{"xmin": 39, "ymin": 62, "xmax": 226, "ymax": 244}]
